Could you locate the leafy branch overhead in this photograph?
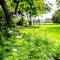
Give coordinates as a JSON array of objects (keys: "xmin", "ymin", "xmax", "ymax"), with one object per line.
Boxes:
[{"xmin": 6, "ymin": 0, "xmax": 51, "ymax": 16}]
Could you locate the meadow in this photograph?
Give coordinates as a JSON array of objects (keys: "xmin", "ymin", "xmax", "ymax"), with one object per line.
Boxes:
[
  {"xmin": 14, "ymin": 24, "xmax": 60, "ymax": 60},
  {"xmin": 1, "ymin": 24, "xmax": 60, "ymax": 60},
  {"xmin": 20, "ymin": 24, "xmax": 60, "ymax": 44}
]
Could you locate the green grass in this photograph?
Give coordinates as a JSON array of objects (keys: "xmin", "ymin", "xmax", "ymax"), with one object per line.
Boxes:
[
  {"xmin": 44, "ymin": 24, "xmax": 60, "ymax": 44},
  {"xmin": 2, "ymin": 24, "xmax": 60, "ymax": 60},
  {"xmin": 13, "ymin": 24, "xmax": 60, "ymax": 60},
  {"xmin": 20, "ymin": 24, "xmax": 60, "ymax": 43}
]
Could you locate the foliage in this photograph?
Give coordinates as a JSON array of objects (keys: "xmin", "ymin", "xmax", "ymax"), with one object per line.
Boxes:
[
  {"xmin": 1, "ymin": 0, "xmax": 60, "ymax": 60},
  {"xmin": 1, "ymin": 30, "xmax": 55, "ymax": 60},
  {"xmin": 6, "ymin": 0, "xmax": 50, "ymax": 16},
  {"xmin": 6, "ymin": 0, "xmax": 16, "ymax": 12},
  {"xmin": 0, "ymin": 26, "xmax": 18, "ymax": 60},
  {"xmin": 0, "ymin": 10, "xmax": 6, "ymax": 32},
  {"xmin": 17, "ymin": 27, "xmax": 56, "ymax": 60},
  {"xmin": 0, "ymin": 10, "xmax": 5, "ymax": 20},
  {"xmin": 0, "ymin": 24, "xmax": 60, "ymax": 60},
  {"xmin": 52, "ymin": 9, "xmax": 60, "ymax": 23},
  {"xmin": 5, "ymin": 0, "xmax": 51, "ymax": 26},
  {"xmin": 13, "ymin": 15, "xmax": 20, "ymax": 24},
  {"xmin": 57, "ymin": 0, "xmax": 60, "ymax": 5},
  {"xmin": 17, "ymin": 18, "xmax": 29, "ymax": 26},
  {"xmin": 18, "ymin": 0, "xmax": 50, "ymax": 16}
]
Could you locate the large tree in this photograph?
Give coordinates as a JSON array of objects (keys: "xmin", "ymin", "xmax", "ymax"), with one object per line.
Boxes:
[
  {"xmin": 23, "ymin": 0, "xmax": 51, "ymax": 25},
  {"xmin": 6, "ymin": 0, "xmax": 51, "ymax": 26},
  {"xmin": 0, "ymin": 0, "xmax": 14, "ymax": 27},
  {"xmin": 17, "ymin": 0, "xmax": 51, "ymax": 25}
]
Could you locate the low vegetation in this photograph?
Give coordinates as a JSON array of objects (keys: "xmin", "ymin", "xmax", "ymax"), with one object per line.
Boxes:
[
  {"xmin": 0, "ymin": 0, "xmax": 60, "ymax": 60},
  {"xmin": 0, "ymin": 24, "xmax": 60, "ymax": 60}
]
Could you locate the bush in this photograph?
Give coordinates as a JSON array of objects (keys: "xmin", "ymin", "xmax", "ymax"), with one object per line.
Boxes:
[
  {"xmin": 0, "ymin": 10, "xmax": 6, "ymax": 32},
  {"xmin": 17, "ymin": 18, "xmax": 29, "ymax": 26},
  {"xmin": 0, "ymin": 10, "xmax": 5, "ymax": 20},
  {"xmin": 13, "ymin": 16, "xmax": 20, "ymax": 24},
  {"xmin": 12, "ymin": 33, "xmax": 56, "ymax": 60},
  {"xmin": 0, "ymin": 27, "xmax": 17, "ymax": 60}
]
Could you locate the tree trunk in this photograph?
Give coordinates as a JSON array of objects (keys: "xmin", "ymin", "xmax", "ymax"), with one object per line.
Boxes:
[
  {"xmin": 0, "ymin": 0, "xmax": 14, "ymax": 27},
  {"xmin": 29, "ymin": 14, "xmax": 32, "ymax": 26}
]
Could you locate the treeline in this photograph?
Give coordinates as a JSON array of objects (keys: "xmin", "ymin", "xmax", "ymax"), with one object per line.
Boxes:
[{"xmin": 0, "ymin": 0, "xmax": 51, "ymax": 27}]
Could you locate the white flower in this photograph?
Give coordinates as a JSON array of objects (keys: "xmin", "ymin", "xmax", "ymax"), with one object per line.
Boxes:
[
  {"xmin": 16, "ymin": 36, "xmax": 22, "ymax": 38},
  {"xmin": 16, "ymin": 34, "xmax": 23, "ymax": 38},
  {"xmin": 8, "ymin": 31, "xmax": 13, "ymax": 34},
  {"xmin": 13, "ymin": 48, "xmax": 17, "ymax": 52}
]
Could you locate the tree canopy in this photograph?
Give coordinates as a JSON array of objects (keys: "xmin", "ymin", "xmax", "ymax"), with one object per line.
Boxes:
[{"xmin": 6, "ymin": 0, "xmax": 51, "ymax": 16}]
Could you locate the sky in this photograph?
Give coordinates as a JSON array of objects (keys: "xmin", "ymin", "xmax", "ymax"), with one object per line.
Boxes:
[{"xmin": 38, "ymin": 0, "xmax": 58, "ymax": 20}]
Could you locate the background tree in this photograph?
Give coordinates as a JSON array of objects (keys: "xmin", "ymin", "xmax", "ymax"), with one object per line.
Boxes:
[{"xmin": 52, "ymin": 9, "xmax": 60, "ymax": 23}]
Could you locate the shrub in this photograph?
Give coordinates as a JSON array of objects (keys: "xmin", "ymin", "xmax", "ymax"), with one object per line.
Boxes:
[
  {"xmin": 0, "ymin": 10, "xmax": 5, "ymax": 20},
  {"xmin": 17, "ymin": 18, "xmax": 29, "ymax": 26},
  {"xmin": 13, "ymin": 15, "xmax": 20, "ymax": 24},
  {"xmin": 0, "ymin": 10, "xmax": 6, "ymax": 32},
  {"xmin": 0, "ymin": 26, "xmax": 17, "ymax": 60},
  {"xmin": 13, "ymin": 33, "xmax": 56, "ymax": 60}
]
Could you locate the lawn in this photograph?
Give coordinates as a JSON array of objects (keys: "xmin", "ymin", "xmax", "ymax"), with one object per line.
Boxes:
[
  {"xmin": 20, "ymin": 24, "xmax": 60, "ymax": 43},
  {"xmin": 42, "ymin": 24, "xmax": 60, "ymax": 44}
]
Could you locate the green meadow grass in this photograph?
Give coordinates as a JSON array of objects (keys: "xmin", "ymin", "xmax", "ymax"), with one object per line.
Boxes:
[
  {"xmin": 20, "ymin": 24, "xmax": 60, "ymax": 43},
  {"xmin": 5, "ymin": 24, "xmax": 60, "ymax": 60},
  {"xmin": 14, "ymin": 24, "xmax": 60, "ymax": 60}
]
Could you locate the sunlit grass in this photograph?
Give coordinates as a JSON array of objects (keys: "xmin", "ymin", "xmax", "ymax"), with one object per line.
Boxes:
[
  {"xmin": 19, "ymin": 24, "xmax": 60, "ymax": 44},
  {"xmin": 14, "ymin": 24, "xmax": 60, "ymax": 60}
]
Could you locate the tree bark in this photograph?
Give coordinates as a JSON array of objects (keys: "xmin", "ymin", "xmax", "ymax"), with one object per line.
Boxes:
[
  {"xmin": 0, "ymin": 0, "xmax": 14, "ymax": 27},
  {"xmin": 29, "ymin": 14, "xmax": 32, "ymax": 26}
]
